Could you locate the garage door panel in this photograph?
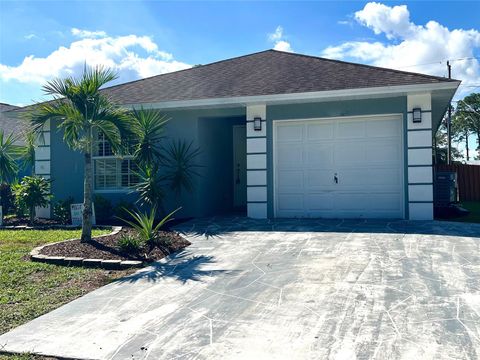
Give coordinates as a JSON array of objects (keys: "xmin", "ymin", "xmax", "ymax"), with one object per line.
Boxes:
[
  {"xmin": 277, "ymin": 125, "xmax": 303, "ymax": 142},
  {"xmin": 305, "ymin": 145, "xmax": 334, "ymax": 168},
  {"xmin": 277, "ymin": 144, "xmax": 303, "ymax": 166},
  {"xmin": 306, "ymin": 193, "xmax": 334, "ymax": 210},
  {"xmin": 334, "ymin": 193, "xmax": 367, "ymax": 210},
  {"xmin": 366, "ymin": 193, "xmax": 402, "ymax": 211},
  {"xmin": 306, "ymin": 170, "xmax": 336, "ymax": 188},
  {"xmin": 277, "ymin": 194, "xmax": 304, "ymax": 211},
  {"xmin": 337, "ymin": 120, "xmax": 366, "ymax": 139},
  {"xmin": 306, "ymin": 122, "xmax": 334, "ymax": 140},
  {"xmin": 367, "ymin": 118, "xmax": 401, "ymax": 137},
  {"xmin": 366, "ymin": 141, "xmax": 401, "ymax": 163},
  {"xmin": 334, "ymin": 142, "xmax": 365, "ymax": 166},
  {"xmin": 277, "ymin": 170, "xmax": 303, "ymax": 189},
  {"xmin": 275, "ymin": 115, "xmax": 403, "ymax": 219},
  {"xmin": 338, "ymin": 168, "xmax": 401, "ymax": 188}
]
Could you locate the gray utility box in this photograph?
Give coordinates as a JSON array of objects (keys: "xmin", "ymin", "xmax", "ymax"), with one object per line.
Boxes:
[{"xmin": 434, "ymin": 171, "xmax": 458, "ymax": 207}]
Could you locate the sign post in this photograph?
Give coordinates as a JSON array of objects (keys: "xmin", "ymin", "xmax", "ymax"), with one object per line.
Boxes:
[{"xmin": 70, "ymin": 203, "xmax": 96, "ymax": 226}]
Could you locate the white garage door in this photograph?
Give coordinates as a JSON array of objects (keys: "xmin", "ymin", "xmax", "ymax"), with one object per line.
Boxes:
[{"xmin": 274, "ymin": 115, "xmax": 404, "ymax": 218}]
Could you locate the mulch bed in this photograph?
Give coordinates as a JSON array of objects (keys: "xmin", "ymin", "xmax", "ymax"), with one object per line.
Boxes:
[{"xmin": 40, "ymin": 228, "xmax": 191, "ymax": 262}]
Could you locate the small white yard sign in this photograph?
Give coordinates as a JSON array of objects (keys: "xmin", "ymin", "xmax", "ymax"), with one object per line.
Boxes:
[{"xmin": 71, "ymin": 203, "xmax": 96, "ymax": 226}]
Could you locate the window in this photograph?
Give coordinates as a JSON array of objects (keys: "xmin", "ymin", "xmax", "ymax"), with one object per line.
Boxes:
[
  {"xmin": 93, "ymin": 132, "xmax": 139, "ymax": 191},
  {"xmin": 94, "ymin": 132, "xmax": 113, "ymax": 157}
]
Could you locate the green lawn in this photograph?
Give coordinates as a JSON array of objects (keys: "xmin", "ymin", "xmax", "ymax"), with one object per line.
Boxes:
[
  {"xmin": 0, "ymin": 228, "xmax": 130, "ymax": 339},
  {"xmin": 456, "ymin": 201, "xmax": 480, "ymax": 223}
]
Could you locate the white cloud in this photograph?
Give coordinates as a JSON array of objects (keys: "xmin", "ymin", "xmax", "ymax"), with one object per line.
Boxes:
[
  {"xmin": 268, "ymin": 26, "xmax": 284, "ymax": 42},
  {"xmin": 355, "ymin": 3, "xmax": 415, "ymax": 40},
  {"xmin": 322, "ymin": 2, "xmax": 480, "ymax": 99},
  {"xmin": 268, "ymin": 26, "xmax": 293, "ymax": 52},
  {"xmin": 274, "ymin": 40, "xmax": 293, "ymax": 52},
  {"xmin": 0, "ymin": 29, "xmax": 191, "ymax": 86},
  {"xmin": 24, "ymin": 34, "xmax": 40, "ymax": 40},
  {"xmin": 71, "ymin": 28, "xmax": 107, "ymax": 38}
]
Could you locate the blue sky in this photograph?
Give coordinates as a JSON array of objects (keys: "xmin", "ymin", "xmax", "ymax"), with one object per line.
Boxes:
[{"xmin": 1, "ymin": 1, "xmax": 479, "ymax": 106}]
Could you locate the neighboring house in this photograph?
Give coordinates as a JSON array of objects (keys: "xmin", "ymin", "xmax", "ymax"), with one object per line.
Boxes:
[
  {"xmin": 0, "ymin": 103, "xmax": 31, "ymax": 178},
  {"xmin": 17, "ymin": 50, "xmax": 461, "ymax": 220},
  {"xmin": 0, "ymin": 103, "xmax": 22, "ymax": 141}
]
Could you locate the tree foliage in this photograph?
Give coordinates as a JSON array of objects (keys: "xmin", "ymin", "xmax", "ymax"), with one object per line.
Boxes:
[
  {"xmin": 434, "ymin": 119, "xmax": 463, "ymax": 164},
  {"xmin": 12, "ymin": 176, "xmax": 52, "ymax": 225},
  {"xmin": 0, "ymin": 130, "xmax": 20, "ymax": 184},
  {"xmin": 453, "ymin": 93, "xmax": 480, "ymax": 160}
]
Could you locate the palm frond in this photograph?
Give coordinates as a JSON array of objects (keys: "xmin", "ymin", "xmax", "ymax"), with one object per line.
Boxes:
[
  {"xmin": 18, "ymin": 130, "xmax": 37, "ymax": 173},
  {"xmin": 131, "ymin": 164, "xmax": 169, "ymax": 207},
  {"xmin": 130, "ymin": 107, "xmax": 169, "ymax": 167},
  {"xmin": 0, "ymin": 130, "xmax": 21, "ymax": 183},
  {"xmin": 161, "ymin": 139, "xmax": 202, "ymax": 196}
]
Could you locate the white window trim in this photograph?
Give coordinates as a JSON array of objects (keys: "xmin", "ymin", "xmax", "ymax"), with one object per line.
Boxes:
[{"xmin": 92, "ymin": 132, "xmax": 139, "ymax": 193}]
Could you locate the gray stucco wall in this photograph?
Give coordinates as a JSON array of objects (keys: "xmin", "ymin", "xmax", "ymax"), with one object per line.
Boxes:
[
  {"xmin": 50, "ymin": 122, "xmax": 84, "ymax": 203},
  {"xmin": 266, "ymin": 96, "xmax": 408, "ymax": 218},
  {"xmin": 49, "ymin": 106, "xmax": 245, "ymax": 219}
]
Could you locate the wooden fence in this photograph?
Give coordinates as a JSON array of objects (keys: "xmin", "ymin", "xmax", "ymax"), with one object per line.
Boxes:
[{"xmin": 435, "ymin": 164, "xmax": 480, "ymax": 201}]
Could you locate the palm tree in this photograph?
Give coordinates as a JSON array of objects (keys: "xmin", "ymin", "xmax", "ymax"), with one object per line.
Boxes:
[
  {"xmin": 30, "ymin": 67, "xmax": 130, "ymax": 242},
  {"xmin": 19, "ymin": 130, "xmax": 37, "ymax": 175},
  {"xmin": 0, "ymin": 130, "xmax": 21, "ymax": 224},
  {"xmin": 0, "ymin": 130, "xmax": 20, "ymax": 183}
]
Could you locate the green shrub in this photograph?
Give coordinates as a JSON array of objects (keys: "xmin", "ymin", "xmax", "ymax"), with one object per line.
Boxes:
[
  {"xmin": 93, "ymin": 195, "xmax": 114, "ymax": 224},
  {"xmin": 118, "ymin": 233, "xmax": 143, "ymax": 254},
  {"xmin": 0, "ymin": 183, "xmax": 15, "ymax": 215},
  {"xmin": 12, "ymin": 176, "xmax": 52, "ymax": 225},
  {"xmin": 119, "ymin": 207, "xmax": 180, "ymax": 252},
  {"xmin": 52, "ymin": 197, "xmax": 74, "ymax": 224}
]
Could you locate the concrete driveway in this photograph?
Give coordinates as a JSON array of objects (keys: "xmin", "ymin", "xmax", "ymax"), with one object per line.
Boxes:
[{"xmin": 1, "ymin": 217, "xmax": 480, "ymax": 359}]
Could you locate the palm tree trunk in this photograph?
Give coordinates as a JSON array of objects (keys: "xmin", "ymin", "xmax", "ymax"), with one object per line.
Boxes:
[
  {"xmin": 29, "ymin": 205, "xmax": 35, "ymax": 226},
  {"xmin": 81, "ymin": 152, "xmax": 93, "ymax": 242},
  {"xmin": 476, "ymin": 131, "xmax": 480, "ymax": 160},
  {"xmin": 465, "ymin": 130, "xmax": 469, "ymax": 161}
]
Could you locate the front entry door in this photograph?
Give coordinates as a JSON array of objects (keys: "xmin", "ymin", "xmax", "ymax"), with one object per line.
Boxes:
[{"xmin": 233, "ymin": 125, "xmax": 247, "ymax": 209}]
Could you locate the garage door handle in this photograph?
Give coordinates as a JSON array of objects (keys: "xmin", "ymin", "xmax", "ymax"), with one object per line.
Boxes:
[{"xmin": 334, "ymin": 173, "xmax": 338, "ymax": 184}]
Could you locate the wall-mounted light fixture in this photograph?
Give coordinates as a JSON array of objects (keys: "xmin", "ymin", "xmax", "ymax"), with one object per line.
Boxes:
[
  {"xmin": 253, "ymin": 117, "xmax": 262, "ymax": 131},
  {"xmin": 412, "ymin": 108, "xmax": 422, "ymax": 123}
]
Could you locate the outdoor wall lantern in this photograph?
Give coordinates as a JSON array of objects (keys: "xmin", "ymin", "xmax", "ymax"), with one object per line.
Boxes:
[
  {"xmin": 253, "ymin": 117, "xmax": 262, "ymax": 131},
  {"xmin": 412, "ymin": 108, "xmax": 422, "ymax": 123}
]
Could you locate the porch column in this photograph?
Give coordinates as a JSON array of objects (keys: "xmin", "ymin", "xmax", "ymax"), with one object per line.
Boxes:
[
  {"xmin": 407, "ymin": 93, "xmax": 433, "ymax": 220},
  {"xmin": 246, "ymin": 104, "xmax": 268, "ymax": 219},
  {"xmin": 35, "ymin": 119, "xmax": 52, "ymax": 218}
]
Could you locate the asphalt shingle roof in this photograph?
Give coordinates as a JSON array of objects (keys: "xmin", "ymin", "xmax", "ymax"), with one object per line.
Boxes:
[
  {"xmin": 0, "ymin": 103, "xmax": 26, "ymax": 139},
  {"xmin": 102, "ymin": 49, "xmax": 456, "ymax": 105}
]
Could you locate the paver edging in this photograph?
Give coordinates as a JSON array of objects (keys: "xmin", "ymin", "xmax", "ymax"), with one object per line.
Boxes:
[
  {"xmin": 0, "ymin": 224, "xmax": 114, "ymax": 230},
  {"xmin": 29, "ymin": 226, "xmax": 144, "ymax": 269}
]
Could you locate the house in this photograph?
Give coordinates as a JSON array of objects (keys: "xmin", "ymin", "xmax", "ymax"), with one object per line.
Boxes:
[
  {"xmin": 0, "ymin": 103, "xmax": 31, "ymax": 178},
  {"xmin": 0, "ymin": 103, "xmax": 23, "ymax": 140},
  {"xmin": 14, "ymin": 50, "xmax": 461, "ymax": 220}
]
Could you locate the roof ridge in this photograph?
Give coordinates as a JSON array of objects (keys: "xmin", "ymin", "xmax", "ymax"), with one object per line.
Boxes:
[
  {"xmin": 0, "ymin": 102, "xmax": 20, "ymax": 108},
  {"xmin": 269, "ymin": 49, "xmax": 459, "ymax": 82},
  {"xmin": 101, "ymin": 49, "xmax": 274, "ymax": 92}
]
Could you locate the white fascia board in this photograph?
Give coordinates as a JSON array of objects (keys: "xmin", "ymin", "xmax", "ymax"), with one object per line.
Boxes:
[{"xmin": 123, "ymin": 81, "xmax": 460, "ymax": 111}]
